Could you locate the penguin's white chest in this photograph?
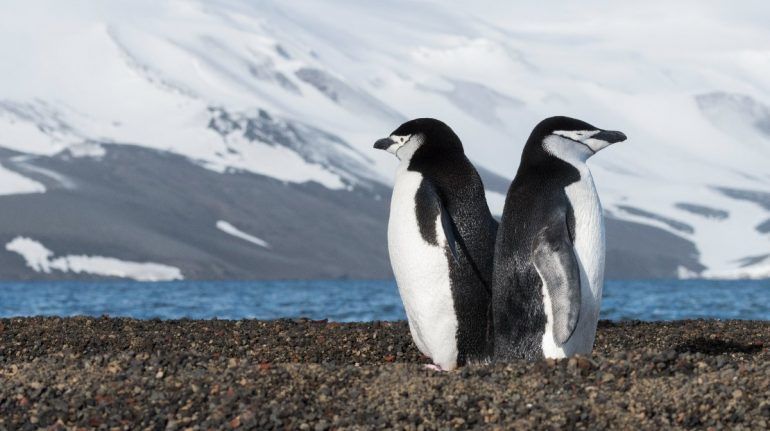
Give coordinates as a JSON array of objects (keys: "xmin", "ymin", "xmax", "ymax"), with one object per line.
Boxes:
[
  {"xmin": 388, "ymin": 168, "xmax": 459, "ymax": 370},
  {"xmin": 542, "ymin": 167, "xmax": 605, "ymax": 358}
]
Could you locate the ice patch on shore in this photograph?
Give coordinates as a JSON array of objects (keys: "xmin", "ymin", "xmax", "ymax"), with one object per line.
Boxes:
[
  {"xmin": 678, "ymin": 254, "xmax": 770, "ymax": 280},
  {"xmin": 5, "ymin": 237, "xmax": 53, "ymax": 271},
  {"xmin": 701, "ymin": 263, "xmax": 770, "ymax": 280},
  {"xmin": 216, "ymin": 220, "xmax": 270, "ymax": 248},
  {"xmin": 677, "ymin": 266, "xmax": 700, "ymax": 279},
  {"xmin": 5, "ymin": 236, "xmax": 183, "ymax": 281}
]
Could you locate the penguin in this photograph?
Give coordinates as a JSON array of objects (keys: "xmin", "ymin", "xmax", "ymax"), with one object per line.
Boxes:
[
  {"xmin": 492, "ymin": 116, "xmax": 626, "ymax": 361},
  {"xmin": 373, "ymin": 118, "xmax": 498, "ymax": 370}
]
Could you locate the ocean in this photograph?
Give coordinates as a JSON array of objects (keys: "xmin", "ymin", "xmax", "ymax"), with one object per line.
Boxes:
[{"xmin": 0, "ymin": 279, "xmax": 768, "ymax": 321}]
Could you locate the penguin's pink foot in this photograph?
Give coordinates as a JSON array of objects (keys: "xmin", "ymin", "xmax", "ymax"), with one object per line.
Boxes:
[{"xmin": 424, "ymin": 364, "xmax": 444, "ymax": 372}]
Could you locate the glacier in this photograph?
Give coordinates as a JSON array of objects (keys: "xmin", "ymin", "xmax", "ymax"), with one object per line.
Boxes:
[{"xmin": 0, "ymin": 0, "xmax": 768, "ymax": 279}]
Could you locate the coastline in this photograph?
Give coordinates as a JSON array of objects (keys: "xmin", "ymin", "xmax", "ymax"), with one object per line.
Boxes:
[{"xmin": 1, "ymin": 318, "xmax": 768, "ymax": 429}]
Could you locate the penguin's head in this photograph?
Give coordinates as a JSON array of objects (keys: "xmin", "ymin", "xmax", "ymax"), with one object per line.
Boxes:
[
  {"xmin": 373, "ymin": 118, "xmax": 463, "ymax": 162},
  {"xmin": 526, "ymin": 116, "xmax": 627, "ymax": 164}
]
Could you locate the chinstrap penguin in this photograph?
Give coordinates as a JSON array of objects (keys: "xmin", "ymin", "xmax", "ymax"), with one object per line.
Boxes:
[
  {"xmin": 492, "ymin": 116, "xmax": 626, "ymax": 361},
  {"xmin": 374, "ymin": 118, "xmax": 498, "ymax": 370}
]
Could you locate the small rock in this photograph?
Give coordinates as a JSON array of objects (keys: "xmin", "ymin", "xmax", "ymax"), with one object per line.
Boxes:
[
  {"xmin": 601, "ymin": 373, "xmax": 615, "ymax": 383},
  {"xmin": 575, "ymin": 356, "xmax": 594, "ymax": 370},
  {"xmin": 229, "ymin": 416, "xmax": 241, "ymax": 428}
]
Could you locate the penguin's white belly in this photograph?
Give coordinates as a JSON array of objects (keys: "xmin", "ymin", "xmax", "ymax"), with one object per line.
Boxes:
[
  {"xmin": 542, "ymin": 169, "xmax": 605, "ymax": 358},
  {"xmin": 388, "ymin": 169, "xmax": 458, "ymax": 370}
]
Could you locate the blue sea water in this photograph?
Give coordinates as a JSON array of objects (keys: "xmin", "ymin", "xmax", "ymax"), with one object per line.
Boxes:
[{"xmin": 0, "ymin": 279, "xmax": 768, "ymax": 321}]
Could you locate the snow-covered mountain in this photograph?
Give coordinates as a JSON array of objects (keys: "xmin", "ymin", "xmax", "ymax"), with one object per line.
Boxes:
[{"xmin": 0, "ymin": 0, "xmax": 768, "ymax": 280}]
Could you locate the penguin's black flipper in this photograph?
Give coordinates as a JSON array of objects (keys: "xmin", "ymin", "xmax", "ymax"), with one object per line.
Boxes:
[
  {"xmin": 415, "ymin": 179, "xmax": 461, "ymax": 263},
  {"xmin": 533, "ymin": 222, "xmax": 581, "ymax": 345},
  {"xmin": 439, "ymin": 201, "xmax": 460, "ymax": 263}
]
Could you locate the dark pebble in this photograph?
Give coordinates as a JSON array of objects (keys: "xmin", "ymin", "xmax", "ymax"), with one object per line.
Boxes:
[{"xmin": 0, "ymin": 317, "xmax": 768, "ymax": 429}]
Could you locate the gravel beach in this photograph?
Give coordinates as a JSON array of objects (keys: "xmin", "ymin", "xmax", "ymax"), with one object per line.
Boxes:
[{"xmin": 1, "ymin": 317, "xmax": 768, "ymax": 430}]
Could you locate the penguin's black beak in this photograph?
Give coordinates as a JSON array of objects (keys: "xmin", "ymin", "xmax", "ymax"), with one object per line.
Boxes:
[
  {"xmin": 374, "ymin": 138, "xmax": 394, "ymax": 150},
  {"xmin": 593, "ymin": 130, "xmax": 627, "ymax": 144}
]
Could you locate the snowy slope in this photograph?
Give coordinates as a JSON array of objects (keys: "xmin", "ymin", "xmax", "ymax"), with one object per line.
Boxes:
[{"xmin": 0, "ymin": 0, "xmax": 768, "ymax": 278}]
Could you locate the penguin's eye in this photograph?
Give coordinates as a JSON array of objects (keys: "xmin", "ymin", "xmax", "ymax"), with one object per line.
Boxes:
[{"xmin": 390, "ymin": 134, "xmax": 412, "ymax": 145}]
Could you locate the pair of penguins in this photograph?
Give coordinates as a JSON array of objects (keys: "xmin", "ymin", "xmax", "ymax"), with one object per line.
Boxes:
[{"xmin": 374, "ymin": 116, "xmax": 627, "ymax": 371}]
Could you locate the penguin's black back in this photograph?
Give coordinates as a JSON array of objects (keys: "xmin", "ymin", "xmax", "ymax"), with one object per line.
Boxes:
[
  {"xmin": 492, "ymin": 148, "xmax": 581, "ymax": 361},
  {"xmin": 408, "ymin": 131, "xmax": 498, "ymax": 364}
]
